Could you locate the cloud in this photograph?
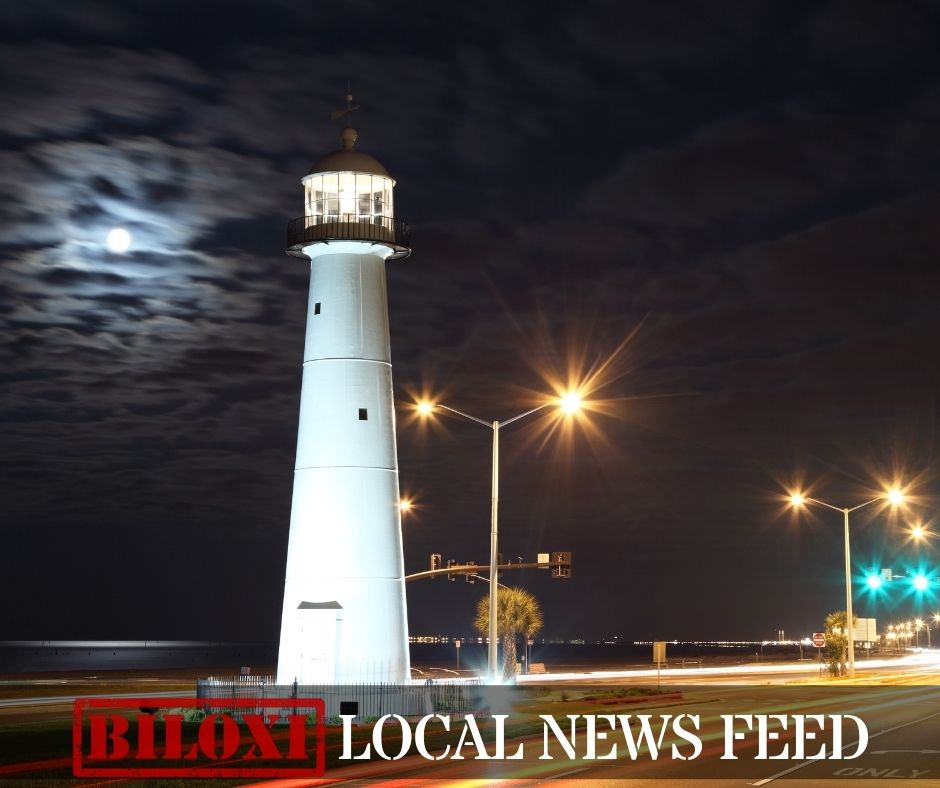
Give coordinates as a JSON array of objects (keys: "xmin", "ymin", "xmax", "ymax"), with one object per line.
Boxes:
[{"xmin": 0, "ymin": 43, "xmax": 210, "ymax": 138}]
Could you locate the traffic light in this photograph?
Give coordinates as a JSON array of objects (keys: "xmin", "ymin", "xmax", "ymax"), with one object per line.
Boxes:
[
  {"xmin": 551, "ymin": 551, "xmax": 571, "ymax": 579},
  {"xmin": 446, "ymin": 559, "xmax": 457, "ymax": 581},
  {"xmin": 430, "ymin": 553, "xmax": 442, "ymax": 578}
]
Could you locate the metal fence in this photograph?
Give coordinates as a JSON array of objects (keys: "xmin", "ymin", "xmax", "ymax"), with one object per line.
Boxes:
[{"xmin": 196, "ymin": 676, "xmax": 481, "ymax": 721}]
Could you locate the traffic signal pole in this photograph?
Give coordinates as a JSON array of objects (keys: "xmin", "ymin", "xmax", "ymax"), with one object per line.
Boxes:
[{"xmin": 405, "ymin": 556, "xmax": 571, "ymax": 582}]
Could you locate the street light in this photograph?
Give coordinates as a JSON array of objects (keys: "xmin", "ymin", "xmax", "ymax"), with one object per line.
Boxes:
[
  {"xmin": 789, "ymin": 485, "xmax": 906, "ymax": 678},
  {"xmin": 417, "ymin": 392, "xmax": 583, "ymax": 682},
  {"xmin": 560, "ymin": 391, "xmax": 581, "ymax": 414},
  {"xmin": 887, "ymin": 487, "xmax": 905, "ymax": 506}
]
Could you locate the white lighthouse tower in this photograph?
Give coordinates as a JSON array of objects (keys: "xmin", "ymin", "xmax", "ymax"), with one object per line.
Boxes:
[{"xmin": 276, "ymin": 107, "xmax": 411, "ymax": 685}]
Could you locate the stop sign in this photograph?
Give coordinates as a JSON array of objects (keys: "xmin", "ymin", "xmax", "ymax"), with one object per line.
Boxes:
[{"xmin": 812, "ymin": 632, "xmax": 826, "ymax": 647}]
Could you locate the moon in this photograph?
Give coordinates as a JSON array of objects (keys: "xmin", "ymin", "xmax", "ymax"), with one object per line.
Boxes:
[{"xmin": 106, "ymin": 227, "xmax": 132, "ymax": 253}]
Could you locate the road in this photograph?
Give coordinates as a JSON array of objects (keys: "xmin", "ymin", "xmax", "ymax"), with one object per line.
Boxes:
[
  {"xmin": 0, "ymin": 689, "xmax": 188, "ymax": 709},
  {"xmin": 3, "ymin": 657, "xmax": 940, "ymax": 785},
  {"xmin": 516, "ymin": 650, "xmax": 940, "ymax": 686},
  {"xmin": 239, "ymin": 683, "xmax": 940, "ymax": 786}
]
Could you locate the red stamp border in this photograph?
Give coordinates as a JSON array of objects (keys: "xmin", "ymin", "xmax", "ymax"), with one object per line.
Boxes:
[{"xmin": 73, "ymin": 696, "xmax": 326, "ymax": 777}]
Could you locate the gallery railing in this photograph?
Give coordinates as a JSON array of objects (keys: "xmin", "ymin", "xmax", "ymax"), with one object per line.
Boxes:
[{"xmin": 286, "ymin": 215, "xmax": 410, "ymax": 258}]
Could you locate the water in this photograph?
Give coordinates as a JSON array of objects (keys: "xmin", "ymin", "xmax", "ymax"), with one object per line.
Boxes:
[
  {"xmin": 0, "ymin": 641, "xmax": 804, "ymax": 675},
  {"xmin": 411, "ymin": 642, "xmax": 803, "ymax": 674}
]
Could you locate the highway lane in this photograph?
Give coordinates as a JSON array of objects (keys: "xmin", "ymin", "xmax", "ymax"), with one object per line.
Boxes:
[
  {"xmin": 517, "ymin": 651, "xmax": 940, "ymax": 686},
  {"xmin": 0, "ymin": 689, "xmax": 189, "ymax": 708},
  {"xmin": 233, "ymin": 684, "xmax": 940, "ymax": 786}
]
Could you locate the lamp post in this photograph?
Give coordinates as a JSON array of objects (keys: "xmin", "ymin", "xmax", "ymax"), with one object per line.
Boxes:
[
  {"xmin": 789, "ymin": 486, "xmax": 905, "ymax": 678},
  {"xmin": 418, "ymin": 392, "xmax": 581, "ymax": 681}
]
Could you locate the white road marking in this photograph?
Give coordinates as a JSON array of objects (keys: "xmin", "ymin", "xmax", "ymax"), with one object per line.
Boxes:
[
  {"xmin": 747, "ymin": 710, "xmax": 940, "ymax": 786},
  {"xmin": 870, "ymin": 749, "xmax": 940, "ymax": 754},
  {"xmin": 536, "ymin": 766, "xmax": 589, "ymax": 782}
]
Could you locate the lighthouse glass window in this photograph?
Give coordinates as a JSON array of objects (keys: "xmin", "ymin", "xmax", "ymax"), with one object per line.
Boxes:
[{"xmin": 303, "ymin": 173, "xmax": 394, "ymax": 227}]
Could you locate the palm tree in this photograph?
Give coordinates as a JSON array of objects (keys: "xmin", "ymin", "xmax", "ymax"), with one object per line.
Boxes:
[
  {"xmin": 824, "ymin": 610, "xmax": 857, "ymax": 677},
  {"xmin": 474, "ymin": 586, "xmax": 543, "ymax": 680}
]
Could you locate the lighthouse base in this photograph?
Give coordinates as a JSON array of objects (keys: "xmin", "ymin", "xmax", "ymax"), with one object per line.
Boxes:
[{"xmin": 276, "ymin": 576, "xmax": 409, "ymax": 685}]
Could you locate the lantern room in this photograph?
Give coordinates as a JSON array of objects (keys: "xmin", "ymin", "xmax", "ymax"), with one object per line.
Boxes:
[{"xmin": 303, "ymin": 169, "xmax": 393, "ymax": 223}]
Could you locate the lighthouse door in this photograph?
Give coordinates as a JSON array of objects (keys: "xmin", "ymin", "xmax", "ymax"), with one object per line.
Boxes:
[{"xmin": 296, "ymin": 602, "xmax": 342, "ymax": 683}]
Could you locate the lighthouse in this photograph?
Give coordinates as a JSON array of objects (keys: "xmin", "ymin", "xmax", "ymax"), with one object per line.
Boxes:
[{"xmin": 276, "ymin": 108, "xmax": 411, "ymax": 685}]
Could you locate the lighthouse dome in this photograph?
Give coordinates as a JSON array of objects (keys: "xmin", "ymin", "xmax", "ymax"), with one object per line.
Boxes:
[
  {"xmin": 310, "ymin": 148, "xmax": 389, "ymax": 176},
  {"xmin": 309, "ymin": 126, "xmax": 390, "ymax": 177}
]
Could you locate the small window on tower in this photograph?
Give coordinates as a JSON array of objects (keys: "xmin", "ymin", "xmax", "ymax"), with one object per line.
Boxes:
[
  {"xmin": 358, "ymin": 408, "xmax": 368, "ymax": 420},
  {"xmin": 314, "ymin": 302, "xmax": 321, "ymax": 315}
]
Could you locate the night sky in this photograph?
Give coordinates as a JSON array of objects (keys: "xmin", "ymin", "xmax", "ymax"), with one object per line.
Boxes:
[{"xmin": 2, "ymin": 1, "xmax": 939, "ymax": 645}]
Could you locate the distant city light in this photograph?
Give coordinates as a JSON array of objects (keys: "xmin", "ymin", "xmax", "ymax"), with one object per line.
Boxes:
[
  {"xmin": 107, "ymin": 227, "xmax": 132, "ymax": 253},
  {"xmin": 911, "ymin": 524, "xmax": 927, "ymax": 540},
  {"xmin": 887, "ymin": 487, "xmax": 906, "ymax": 506}
]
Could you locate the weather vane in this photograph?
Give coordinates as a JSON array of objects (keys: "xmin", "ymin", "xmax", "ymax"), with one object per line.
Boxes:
[{"xmin": 330, "ymin": 82, "xmax": 360, "ymax": 126}]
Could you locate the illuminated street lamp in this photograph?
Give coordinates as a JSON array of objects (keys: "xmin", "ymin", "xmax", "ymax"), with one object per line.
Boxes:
[
  {"xmin": 789, "ymin": 485, "xmax": 906, "ymax": 678},
  {"xmin": 560, "ymin": 391, "xmax": 582, "ymax": 414},
  {"xmin": 887, "ymin": 488, "xmax": 905, "ymax": 506},
  {"xmin": 885, "ymin": 627, "xmax": 897, "ymax": 654},
  {"xmin": 399, "ymin": 498, "xmax": 414, "ymax": 513},
  {"xmin": 417, "ymin": 392, "xmax": 583, "ymax": 681},
  {"xmin": 915, "ymin": 617, "xmax": 931, "ymax": 649}
]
